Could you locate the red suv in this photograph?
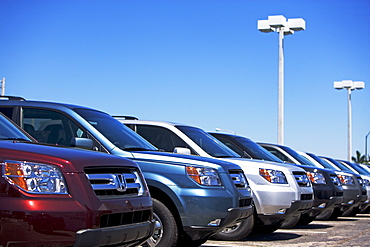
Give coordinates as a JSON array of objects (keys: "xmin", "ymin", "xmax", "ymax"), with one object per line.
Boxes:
[{"xmin": 0, "ymin": 113, "xmax": 154, "ymax": 246}]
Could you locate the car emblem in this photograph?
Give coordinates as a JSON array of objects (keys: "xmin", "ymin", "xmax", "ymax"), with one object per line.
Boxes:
[{"xmin": 116, "ymin": 174, "xmax": 127, "ymax": 192}]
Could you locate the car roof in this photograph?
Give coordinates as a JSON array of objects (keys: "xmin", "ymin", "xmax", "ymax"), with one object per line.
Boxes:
[
  {"xmin": 0, "ymin": 97, "xmax": 106, "ymax": 114},
  {"xmin": 115, "ymin": 118, "xmax": 194, "ymax": 128}
]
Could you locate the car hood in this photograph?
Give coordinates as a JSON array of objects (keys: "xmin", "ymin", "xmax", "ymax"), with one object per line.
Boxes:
[
  {"xmin": 0, "ymin": 141, "xmax": 139, "ymax": 173},
  {"xmin": 129, "ymin": 150, "xmax": 243, "ymax": 172},
  {"xmin": 219, "ymin": 157, "xmax": 307, "ymax": 173}
]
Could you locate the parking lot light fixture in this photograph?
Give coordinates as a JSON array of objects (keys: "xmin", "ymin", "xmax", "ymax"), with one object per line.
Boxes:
[
  {"xmin": 257, "ymin": 15, "xmax": 306, "ymax": 145},
  {"xmin": 334, "ymin": 80, "xmax": 365, "ymax": 161},
  {"xmin": 365, "ymin": 131, "xmax": 370, "ymax": 163}
]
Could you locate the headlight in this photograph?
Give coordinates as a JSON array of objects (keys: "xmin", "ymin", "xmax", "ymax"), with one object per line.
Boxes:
[
  {"xmin": 306, "ymin": 171, "xmax": 326, "ymax": 184},
  {"xmin": 259, "ymin": 168, "xmax": 287, "ymax": 184},
  {"xmin": 3, "ymin": 160, "xmax": 68, "ymax": 194},
  {"xmin": 337, "ymin": 174, "xmax": 354, "ymax": 185},
  {"xmin": 186, "ymin": 166, "xmax": 222, "ymax": 186},
  {"xmin": 331, "ymin": 175, "xmax": 341, "ymax": 186},
  {"xmin": 363, "ymin": 179, "xmax": 370, "ymax": 186},
  {"xmin": 357, "ymin": 178, "xmax": 366, "ymax": 187}
]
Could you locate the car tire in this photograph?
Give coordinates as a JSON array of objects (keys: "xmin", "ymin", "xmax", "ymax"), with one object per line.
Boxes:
[
  {"xmin": 280, "ymin": 214, "xmax": 301, "ymax": 228},
  {"xmin": 315, "ymin": 208, "xmax": 334, "ymax": 220},
  {"xmin": 341, "ymin": 207, "xmax": 354, "ymax": 217},
  {"xmin": 211, "ymin": 213, "xmax": 255, "ymax": 241},
  {"xmin": 144, "ymin": 198, "xmax": 178, "ymax": 247}
]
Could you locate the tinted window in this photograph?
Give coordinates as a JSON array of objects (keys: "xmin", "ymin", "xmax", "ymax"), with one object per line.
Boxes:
[
  {"xmin": 177, "ymin": 126, "xmax": 240, "ymax": 158},
  {"xmin": 21, "ymin": 108, "xmax": 87, "ymax": 147},
  {"xmin": 0, "ymin": 107, "xmax": 15, "ymax": 120},
  {"xmin": 0, "ymin": 113, "xmax": 31, "ymax": 141},
  {"xmin": 75, "ymin": 109, "xmax": 157, "ymax": 151},
  {"xmin": 133, "ymin": 125, "xmax": 196, "ymax": 154}
]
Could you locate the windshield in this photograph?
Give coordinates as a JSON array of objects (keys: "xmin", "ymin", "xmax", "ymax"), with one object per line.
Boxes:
[
  {"xmin": 283, "ymin": 146, "xmax": 316, "ymax": 166},
  {"xmin": 0, "ymin": 114, "xmax": 32, "ymax": 141},
  {"xmin": 306, "ymin": 153, "xmax": 338, "ymax": 170},
  {"xmin": 74, "ymin": 109, "xmax": 157, "ymax": 151},
  {"xmin": 177, "ymin": 126, "xmax": 241, "ymax": 158},
  {"xmin": 323, "ymin": 158, "xmax": 354, "ymax": 173},
  {"xmin": 235, "ymin": 136, "xmax": 284, "ymax": 162}
]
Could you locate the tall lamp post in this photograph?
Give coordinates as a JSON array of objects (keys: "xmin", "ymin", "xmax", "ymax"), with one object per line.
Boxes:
[
  {"xmin": 257, "ymin": 15, "xmax": 306, "ymax": 145},
  {"xmin": 334, "ymin": 80, "xmax": 365, "ymax": 161},
  {"xmin": 365, "ymin": 131, "xmax": 370, "ymax": 163}
]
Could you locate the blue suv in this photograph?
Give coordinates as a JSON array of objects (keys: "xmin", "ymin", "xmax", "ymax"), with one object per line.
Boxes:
[{"xmin": 0, "ymin": 96, "xmax": 253, "ymax": 247}]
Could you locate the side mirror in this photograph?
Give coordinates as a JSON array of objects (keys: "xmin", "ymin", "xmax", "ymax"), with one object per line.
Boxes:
[
  {"xmin": 71, "ymin": 137, "xmax": 94, "ymax": 150},
  {"xmin": 173, "ymin": 147, "xmax": 191, "ymax": 155}
]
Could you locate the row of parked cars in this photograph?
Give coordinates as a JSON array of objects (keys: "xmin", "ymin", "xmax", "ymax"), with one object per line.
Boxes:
[{"xmin": 0, "ymin": 96, "xmax": 369, "ymax": 247}]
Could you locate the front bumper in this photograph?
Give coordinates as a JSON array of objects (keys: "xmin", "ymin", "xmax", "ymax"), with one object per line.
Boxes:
[
  {"xmin": 258, "ymin": 199, "xmax": 313, "ymax": 226},
  {"xmin": 74, "ymin": 220, "xmax": 156, "ymax": 247},
  {"xmin": 182, "ymin": 204, "xmax": 254, "ymax": 241}
]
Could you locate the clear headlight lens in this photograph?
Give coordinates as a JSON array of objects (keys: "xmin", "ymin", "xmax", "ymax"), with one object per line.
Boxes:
[
  {"xmin": 357, "ymin": 178, "xmax": 366, "ymax": 187},
  {"xmin": 259, "ymin": 168, "xmax": 287, "ymax": 184},
  {"xmin": 3, "ymin": 160, "xmax": 68, "ymax": 194},
  {"xmin": 337, "ymin": 174, "xmax": 354, "ymax": 185},
  {"xmin": 186, "ymin": 166, "xmax": 221, "ymax": 186},
  {"xmin": 363, "ymin": 178, "xmax": 370, "ymax": 186},
  {"xmin": 331, "ymin": 175, "xmax": 341, "ymax": 186},
  {"xmin": 306, "ymin": 171, "xmax": 326, "ymax": 184}
]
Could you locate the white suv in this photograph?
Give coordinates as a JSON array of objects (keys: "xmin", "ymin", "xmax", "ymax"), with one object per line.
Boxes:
[{"xmin": 116, "ymin": 117, "xmax": 314, "ymax": 240}]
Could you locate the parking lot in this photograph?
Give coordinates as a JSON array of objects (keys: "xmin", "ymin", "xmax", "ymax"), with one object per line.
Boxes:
[{"xmin": 202, "ymin": 213, "xmax": 370, "ymax": 247}]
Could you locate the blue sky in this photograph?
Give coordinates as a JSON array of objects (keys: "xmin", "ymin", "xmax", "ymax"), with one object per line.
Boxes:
[{"xmin": 1, "ymin": 0, "xmax": 369, "ymax": 160}]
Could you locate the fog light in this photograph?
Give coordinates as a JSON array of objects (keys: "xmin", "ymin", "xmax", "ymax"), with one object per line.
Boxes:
[
  {"xmin": 276, "ymin": 208, "xmax": 287, "ymax": 214},
  {"xmin": 208, "ymin": 219, "xmax": 221, "ymax": 227},
  {"xmin": 318, "ymin": 203, "xmax": 327, "ymax": 208}
]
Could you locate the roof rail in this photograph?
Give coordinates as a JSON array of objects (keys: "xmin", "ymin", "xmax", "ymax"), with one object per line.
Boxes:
[
  {"xmin": 112, "ymin": 116, "xmax": 139, "ymax": 120},
  {"xmin": 0, "ymin": 95, "xmax": 26, "ymax": 101}
]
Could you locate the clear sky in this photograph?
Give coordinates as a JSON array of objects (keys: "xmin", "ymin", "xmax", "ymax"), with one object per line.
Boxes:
[{"xmin": 1, "ymin": 0, "xmax": 369, "ymax": 160}]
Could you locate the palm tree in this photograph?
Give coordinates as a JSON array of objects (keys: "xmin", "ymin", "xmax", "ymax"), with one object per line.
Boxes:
[{"xmin": 351, "ymin": 150, "xmax": 368, "ymax": 164}]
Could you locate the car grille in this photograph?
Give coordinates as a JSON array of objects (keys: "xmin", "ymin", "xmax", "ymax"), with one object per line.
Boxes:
[
  {"xmin": 100, "ymin": 210, "xmax": 152, "ymax": 228},
  {"xmin": 336, "ymin": 191, "xmax": 344, "ymax": 197},
  {"xmin": 293, "ymin": 171, "xmax": 311, "ymax": 187},
  {"xmin": 85, "ymin": 167, "xmax": 144, "ymax": 197},
  {"xmin": 301, "ymin": 194, "xmax": 313, "ymax": 200},
  {"xmin": 239, "ymin": 198, "xmax": 252, "ymax": 207},
  {"xmin": 229, "ymin": 169, "xmax": 249, "ymax": 189}
]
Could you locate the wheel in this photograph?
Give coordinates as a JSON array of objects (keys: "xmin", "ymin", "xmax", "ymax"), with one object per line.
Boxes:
[
  {"xmin": 341, "ymin": 207, "xmax": 354, "ymax": 217},
  {"xmin": 348, "ymin": 206, "xmax": 361, "ymax": 217},
  {"xmin": 298, "ymin": 215, "xmax": 316, "ymax": 225},
  {"xmin": 360, "ymin": 205, "xmax": 370, "ymax": 214},
  {"xmin": 211, "ymin": 213, "xmax": 255, "ymax": 241},
  {"xmin": 327, "ymin": 207, "xmax": 342, "ymax": 220},
  {"xmin": 315, "ymin": 208, "xmax": 334, "ymax": 220},
  {"xmin": 280, "ymin": 214, "xmax": 300, "ymax": 229},
  {"xmin": 144, "ymin": 198, "xmax": 178, "ymax": 247}
]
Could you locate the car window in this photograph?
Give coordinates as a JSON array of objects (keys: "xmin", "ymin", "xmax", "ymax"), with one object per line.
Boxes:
[
  {"xmin": 0, "ymin": 113, "xmax": 31, "ymax": 141},
  {"xmin": 263, "ymin": 146, "xmax": 293, "ymax": 163},
  {"xmin": 21, "ymin": 108, "xmax": 88, "ymax": 146},
  {"xmin": 133, "ymin": 125, "xmax": 196, "ymax": 154},
  {"xmin": 0, "ymin": 106, "xmax": 15, "ymax": 120},
  {"xmin": 213, "ymin": 136, "xmax": 250, "ymax": 158}
]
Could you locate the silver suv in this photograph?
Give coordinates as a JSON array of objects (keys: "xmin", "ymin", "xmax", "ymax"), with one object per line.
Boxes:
[{"xmin": 117, "ymin": 118, "xmax": 314, "ymax": 240}]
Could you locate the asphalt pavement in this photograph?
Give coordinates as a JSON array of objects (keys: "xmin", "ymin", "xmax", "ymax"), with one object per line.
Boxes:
[{"xmin": 202, "ymin": 213, "xmax": 370, "ymax": 247}]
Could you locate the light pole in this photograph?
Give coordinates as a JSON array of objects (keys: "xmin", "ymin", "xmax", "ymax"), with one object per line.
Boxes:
[
  {"xmin": 258, "ymin": 15, "xmax": 306, "ymax": 145},
  {"xmin": 365, "ymin": 131, "xmax": 370, "ymax": 163},
  {"xmin": 334, "ymin": 80, "xmax": 365, "ymax": 161}
]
